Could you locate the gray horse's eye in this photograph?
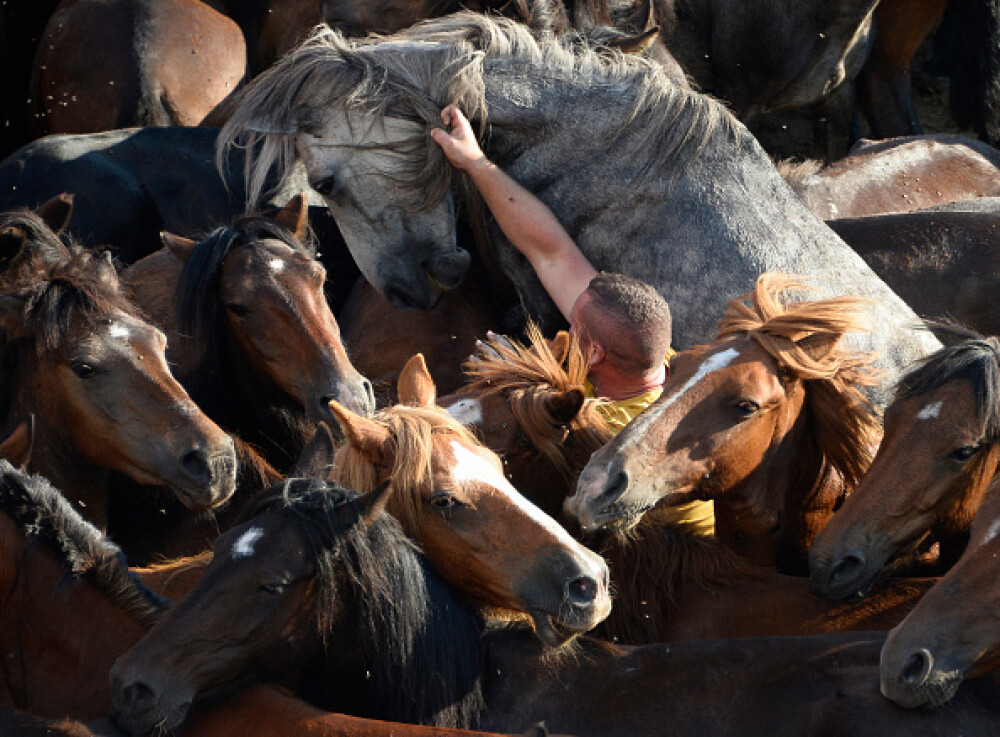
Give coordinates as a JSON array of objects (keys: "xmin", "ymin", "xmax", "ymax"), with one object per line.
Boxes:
[{"xmin": 311, "ymin": 176, "xmax": 340, "ymax": 197}]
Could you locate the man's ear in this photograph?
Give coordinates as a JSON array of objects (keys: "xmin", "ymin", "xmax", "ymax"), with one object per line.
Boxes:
[{"xmin": 586, "ymin": 341, "xmax": 606, "ymax": 369}]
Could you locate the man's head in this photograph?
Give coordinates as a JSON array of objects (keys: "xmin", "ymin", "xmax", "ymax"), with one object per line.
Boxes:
[{"xmin": 569, "ymin": 272, "xmax": 672, "ymax": 377}]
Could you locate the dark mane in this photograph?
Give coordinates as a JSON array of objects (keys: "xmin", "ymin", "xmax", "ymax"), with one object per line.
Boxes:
[
  {"xmin": 895, "ymin": 323, "xmax": 1000, "ymax": 446},
  {"xmin": 595, "ymin": 517, "xmax": 754, "ymax": 643},
  {"xmin": 0, "ymin": 210, "xmax": 69, "ymax": 282},
  {"xmin": 0, "ymin": 460, "xmax": 166, "ymax": 628},
  {"xmin": 250, "ymin": 478, "xmax": 486, "ymax": 728}
]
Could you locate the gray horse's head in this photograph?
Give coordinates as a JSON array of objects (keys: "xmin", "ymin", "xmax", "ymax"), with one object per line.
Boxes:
[{"xmin": 219, "ymin": 27, "xmax": 485, "ymax": 310}]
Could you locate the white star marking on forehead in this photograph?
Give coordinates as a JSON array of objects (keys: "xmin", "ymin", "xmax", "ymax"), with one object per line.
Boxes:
[
  {"xmin": 232, "ymin": 527, "xmax": 265, "ymax": 559},
  {"xmin": 916, "ymin": 401, "xmax": 943, "ymax": 420},
  {"xmin": 445, "ymin": 398, "xmax": 483, "ymax": 427},
  {"xmin": 448, "ymin": 440, "xmax": 578, "ymax": 545},
  {"xmin": 268, "ymin": 258, "xmax": 285, "ymax": 273},
  {"xmin": 108, "ymin": 322, "xmax": 131, "ymax": 340}
]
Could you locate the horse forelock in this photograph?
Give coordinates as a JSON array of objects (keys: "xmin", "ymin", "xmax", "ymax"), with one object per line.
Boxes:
[
  {"xmin": 0, "ymin": 460, "xmax": 166, "ymax": 628},
  {"xmin": 717, "ymin": 273, "xmax": 881, "ymax": 488},
  {"xmin": 256, "ymin": 479, "xmax": 485, "ymax": 727},
  {"xmin": 895, "ymin": 326, "xmax": 1000, "ymax": 448},
  {"xmin": 462, "ymin": 324, "xmax": 611, "ymax": 476},
  {"xmin": 330, "ymin": 404, "xmax": 480, "ymax": 538}
]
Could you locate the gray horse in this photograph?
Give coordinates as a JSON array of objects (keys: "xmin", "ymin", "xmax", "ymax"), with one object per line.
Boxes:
[{"xmin": 218, "ymin": 13, "xmax": 939, "ymax": 405}]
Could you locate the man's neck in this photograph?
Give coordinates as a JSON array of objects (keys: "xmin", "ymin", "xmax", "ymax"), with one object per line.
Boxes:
[{"xmin": 589, "ymin": 363, "xmax": 666, "ymax": 401}]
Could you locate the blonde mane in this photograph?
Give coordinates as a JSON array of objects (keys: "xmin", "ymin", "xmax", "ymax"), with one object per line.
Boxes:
[
  {"xmin": 717, "ymin": 273, "xmax": 881, "ymax": 486},
  {"xmin": 462, "ymin": 323, "xmax": 612, "ymax": 478},
  {"xmin": 329, "ymin": 403, "xmax": 480, "ymax": 537}
]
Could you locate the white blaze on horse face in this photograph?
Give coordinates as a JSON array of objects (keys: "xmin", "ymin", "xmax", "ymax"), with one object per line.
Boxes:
[
  {"xmin": 916, "ymin": 401, "xmax": 943, "ymax": 420},
  {"xmin": 448, "ymin": 440, "xmax": 577, "ymax": 545},
  {"xmin": 232, "ymin": 526, "xmax": 265, "ymax": 559},
  {"xmin": 444, "ymin": 398, "xmax": 483, "ymax": 427},
  {"xmin": 981, "ymin": 518, "xmax": 1000, "ymax": 547},
  {"xmin": 268, "ymin": 258, "xmax": 285, "ymax": 273},
  {"xmin": 660, "ymin": 346, "xmax": 742, "ymax": 413},
  {"xmin": 109, "ymin": 322, "xmax": 131, "ymax": 340}
]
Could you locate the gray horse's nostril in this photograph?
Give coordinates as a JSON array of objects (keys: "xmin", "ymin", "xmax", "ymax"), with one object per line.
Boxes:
[
  {"xmin": 119, "ymin": 680, "xmax": 157, "ymax": 710},
  {"xmin": 599, "ymin": 469, "xmax": 629, "ymax": 502},
  {"xmin": 829, "ymin": 553, "xmax": 865, "ymax": 587},
  {"xmin": 566, "ymin": 575, "xmax": 600, "ymax": 607},
  {"xmin": 900, "ymin": 648, "xmax": 934, "ymax": 687}
]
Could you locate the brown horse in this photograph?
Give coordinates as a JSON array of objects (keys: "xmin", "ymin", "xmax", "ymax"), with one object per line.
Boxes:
[
  {"xmin": 779, "ymin": 135, "xmax": 1000, "ymax": 220},
  {"xmin": 109, "ymin": 480, "xmax": 1000, "ymax": 736},
  {"xmin": 879, "ymin": 484, "xmax": 1000, "ymax": 708},
  {"xmin": 568, "ymin": 273, "xmax": 882, "ymax": 574},
  {"xmin": 0, "ymin": 240, "xmax": 236, "ymax": 530},
  {"xmin": 323, "ymin": 353, "xmax": 611, "ymax": 643},
  {"xmin": 30, "ymin": 0, "xmax": 246, "ymax": 134},
  {"xmin": 122, "ymin": 194, "xmax": 374, "ymax": 469},
  {"xmin": 810, "ymin": 327, "xmax": 1000, "ymax": 601}
]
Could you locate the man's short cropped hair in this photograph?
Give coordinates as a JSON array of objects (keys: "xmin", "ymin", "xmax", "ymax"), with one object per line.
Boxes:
[{"xmin": 578, "ymin": 271, "xmax": 672, "ymax": 374}]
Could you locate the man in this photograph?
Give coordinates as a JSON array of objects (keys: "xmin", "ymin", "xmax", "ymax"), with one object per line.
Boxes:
[{"xmin": 431, "ymin": 104, "xmax": 714, "ymax": 535}]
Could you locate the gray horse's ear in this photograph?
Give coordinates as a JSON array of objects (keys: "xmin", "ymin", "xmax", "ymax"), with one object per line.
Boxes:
[
  {"xmin": 357, "ymin": 480, "xmax": 394, "ymax": 525},
  {"xmin": 273, "ymin": 194, "xmax": 310, "ymax": 242},
  {"xmin": 607, "ymin": 26, "xmax": 661, "ymax": 55},
  {"xmin": 35, "ymin": 193, "xmax": 75, "ymax": 235},
  {"xmin": 161, "ymin": 232, "xmax": 198, "ymax": 263},
  {"xmin": 292, "ymin": 422, "xmax": 337, "ymax": 478},
  {"xmin": 0, "ymin": 416, "xmax": 34, "ymax": 470}
]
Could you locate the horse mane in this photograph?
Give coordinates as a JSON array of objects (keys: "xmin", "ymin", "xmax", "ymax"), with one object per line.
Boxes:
[
  {"xmin": 0, "ymin": 210, "xmax": 69, "ymax": 284},
  {"xmin": 252, "ymin": 479, "xmax": 485, "ymax": 728},
  {"xmin": 716, "ymin": 273, "xmax": 881, "ymax": 489},
  {"xmin": 219, "ymin": 12, "xmax": 737, "ymax": 207},
  {"xmin": 329, "ymin": 404, "xmax": 480, "ymax": 538},
  {"xmin": 596, "ymin": 514, "xmax": 756, "ymax": 643},
  {"xmin": 5, "ymin": 244, "xmax": 139, "ymax": 355},
  {"xmin": 462, "ymin": 323, "xmax": 611, "ymax": 478},
  {"xmin": 0, "ymin": 460, "xmax": 166, "ymax": 629}
]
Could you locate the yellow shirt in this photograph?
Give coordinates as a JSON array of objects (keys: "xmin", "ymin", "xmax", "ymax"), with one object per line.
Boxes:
[{"xmin": 585, "ymin": 378, "xmax": 716, "ymax": 537}]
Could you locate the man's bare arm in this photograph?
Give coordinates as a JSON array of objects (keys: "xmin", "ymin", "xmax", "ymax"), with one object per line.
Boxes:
[{"xmin": 430, "ymin": 105, "xmax": 596, "ymax": 320}]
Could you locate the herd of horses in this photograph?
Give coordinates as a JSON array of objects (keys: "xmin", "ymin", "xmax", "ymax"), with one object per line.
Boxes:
[{"xmin": 4, "ymin": 2, "xmax": 1000, "ymax": 736}]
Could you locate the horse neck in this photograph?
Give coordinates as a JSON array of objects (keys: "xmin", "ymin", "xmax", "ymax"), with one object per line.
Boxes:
[{"xmin": 0, "ymin": 513, "xmax": 148, "ymax": 718}]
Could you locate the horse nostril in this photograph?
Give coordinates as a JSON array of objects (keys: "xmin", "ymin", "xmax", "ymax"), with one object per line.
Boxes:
[
  {"xmin": 180, "ymin": 448, "xmax": 212, "ymax": 484},
  {"xmin": 829, "ymin": 553, "xmax": 865, "ymax": 587},
  {"xmin": 566, "ymin": 575, "xmax": 600, "ymax": 607},
  {"xmin": 900, "ymin": 649, "xmax": 934, "ymax": 687},
  {"xmin": 361, "ymin": 378, "xmax": 375, "ymax": 413},
  {"xmin": 119, "ymin": 680, "xmax": 157, "ymax": 710},
  {"xmin": 599, "ymin": 469, "xmax": 629, "ymax": 502}
]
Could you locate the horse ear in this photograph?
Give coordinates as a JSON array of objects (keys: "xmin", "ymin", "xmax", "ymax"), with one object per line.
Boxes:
[
  {"xmin": 291, "ymin": 421, "xmax": 337, "ymax": 478},
  {"xmin": 607, "ymin": 26, "xmax": 661, "ymax": 55},
  {"xmin": 398, "ymin": 353, "xmax": 436, "ymax": 407},
  {"xmin": 35, "ymin": 193, "xmax": 74, "ymax": 234},
  {"xmin": 548, "ymin": 330, "xmax": 570, "ymax": 363},
  {"xmin": 273, "ymin": 193, "xmax": 310, "ymax": 242},
  {"xmin": 328, "ymin": 399, "xmax": 392, "ymax": 465},
  {"xmin": 0, "ymin": 225, "xmax": 28, "ymax": 269},
  {"xmin": 161, "ymin": 232, "xmax": 197, "ymax": 263},
  {"xmin": 545, "ymin": 388, "xmax": 585, "ymax": 425},
  {"xmin": 0, "ymin": 416, "xmax": 34, "ymax": 470},
  {"xmin": 356, "ymin": 480, "xmax": 394, "ymax": 525}
]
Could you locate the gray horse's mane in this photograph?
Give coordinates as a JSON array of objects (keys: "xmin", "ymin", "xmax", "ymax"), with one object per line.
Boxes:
[{"xmin": 219, "ymin": 12, "xmax": 737, "ymax": 208}]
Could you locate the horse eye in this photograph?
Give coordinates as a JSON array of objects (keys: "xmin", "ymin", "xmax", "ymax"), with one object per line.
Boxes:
[
  {"xmin": 429, "ymin": 493, "xmax": 457, "ymax": 510},
  {"xmin": 950, "ymin": 445, "xmax": 979, "ymax": 462},
  {"xmin": 735, "ymin": 399, "xmax": 759, "ymax": 417},
  {"xmin": 311, "ymin": 176, "xmax": 339, "ymax": 197},
  {"xmin": 259, "ymin": 583, "xmax": 286, "ymax": 596},
  {"xmin": 72, "ymin": 362, "xmax": 97, "ymax": 378},
  {"xmin": 226, "ymin": 303, "xmax": 251, "ymax": 318}
]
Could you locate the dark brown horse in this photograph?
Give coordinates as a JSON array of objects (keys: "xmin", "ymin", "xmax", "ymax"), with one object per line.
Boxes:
[
  {"xmin": 810, "ymin": 327, "xmax": 1000, "ymax": 601},
  {"xmin": 880, "ymin": 485, "xmax": 1000, "ymax": 708},
  {"xmin": 323, "ymin": 353, "xmax": 611, "ymax": 643},
  {"xmin": 568, "ymin": 274, "xmax": 882, "ymax": 574},
  {"xmin": 0, "ymin": 239, "xmax": 236, "ymax": 530},
  {"xmin": 31, "ymin": 0, "xmax": 246, "ymax": 134},
  {"xmin": 109, "ymin": 480, "xmax": 1000, "ymax": 736},
  {"xmin": 780, "ymin": 135, "xmax": 1000, "ymax": 220}
]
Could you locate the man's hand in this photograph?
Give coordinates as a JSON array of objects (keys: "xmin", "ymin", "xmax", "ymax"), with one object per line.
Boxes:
[{"xmin": 430, "ymin": 105, "xmax": 490, "ymax": 174}]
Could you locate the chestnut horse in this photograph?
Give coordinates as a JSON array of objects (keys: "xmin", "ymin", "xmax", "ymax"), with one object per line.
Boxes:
[
  {"xmin": 322, "ymin": 353, "xmax": 611, "ymax": 643},
  {"xmin": 780, "ymin": 135, "xmax": 1000, "ymax": 220},
  {"xmin": 31, "ymin": 0, "xmax": 246, "ymax": 134},
  {"xmin": 879, "ymin": 485, "xmax": 1000, "ymax": 709},
  {"xmin": 436, "ymin": 328, "xmax": 933, "ymax": 645},
  {"xmin": 569, "ymin": 274, "xmax": 882, "ymax": 574},
  {"xmin": 810, "ymin": 327, "xmax": 1000, "ymax": 601},
  {"xmin": 0, "ymin": 240, "xmax": 236, "ymax": 530},
  {"xmin": 110, "ymin": 481, "xmax": 1000, "ymax": 735}
]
